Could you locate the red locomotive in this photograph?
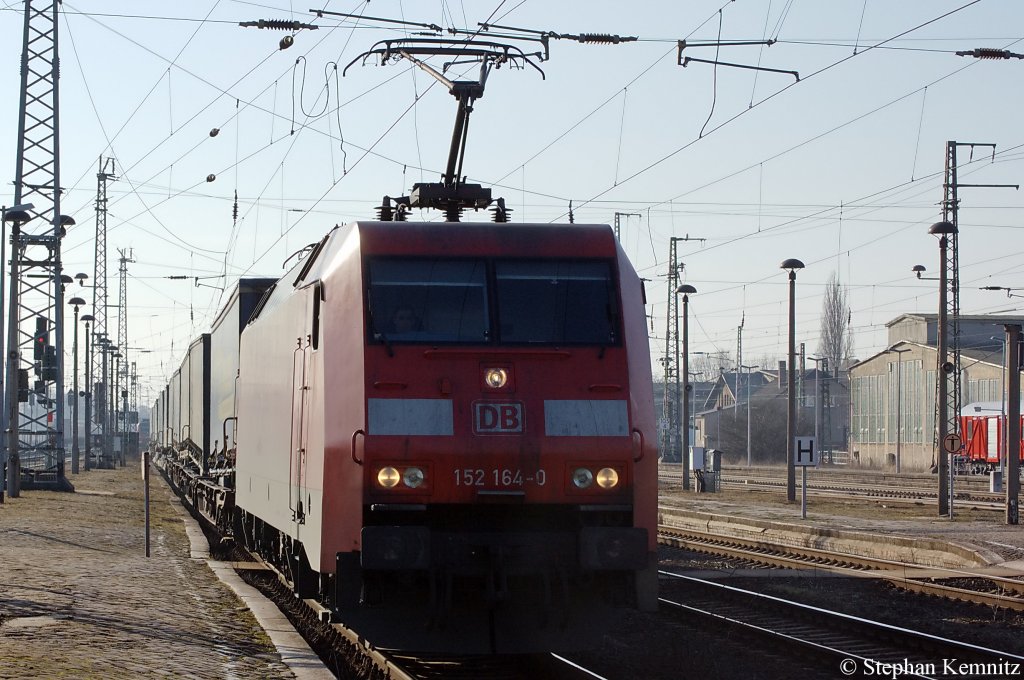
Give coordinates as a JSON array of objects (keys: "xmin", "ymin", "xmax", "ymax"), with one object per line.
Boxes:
[
  {"xmin": 153, "ymin": 220, "xmax": 659, "ymax": 652},
  {"xmin": 152, "ymin": 36, "xmax": 658, "ymax": 654},
  {"xmin": 961, "ymin": 409, "xmax": 1024, "ymax": 472}
]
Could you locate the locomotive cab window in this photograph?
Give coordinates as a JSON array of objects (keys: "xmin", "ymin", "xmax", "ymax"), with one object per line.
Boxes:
[
  {"xmin": 495, "ymin": 261, "xmax": 618, "ymax": 345},
  {"xmin": 367, "ymin": 258, "xmax": 488, "ymax": 343}
]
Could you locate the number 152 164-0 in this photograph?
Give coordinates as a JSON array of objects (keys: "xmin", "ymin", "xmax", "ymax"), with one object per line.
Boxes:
[{"xmin": 454, "ymin": 468, "xmax": 547, "ymax": 487}]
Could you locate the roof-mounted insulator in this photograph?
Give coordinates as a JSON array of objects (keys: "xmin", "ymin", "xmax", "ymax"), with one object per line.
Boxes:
[
  {"xmin": 239, "ymin": 19, "xmax": 318, "ymax": 31},
  {"xmin": 492, "ymin": 198, "xmax": 512, "ymax": 223},
  {"xmin": 445, "ymin": 205, "xmax": 463, "ymax": 223},
  {"xmin": 955, "ymin": 48, "xmax": 1024, "ymax": 60},
  {"xmin": 376, "ymin": 197, "xmax": 394, "ymax": 222}
]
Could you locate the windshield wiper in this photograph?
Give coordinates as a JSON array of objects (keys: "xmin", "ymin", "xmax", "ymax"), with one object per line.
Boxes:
[{"xmin": 368, "ymin": 309, "xmax": 394, "ymax": 357}]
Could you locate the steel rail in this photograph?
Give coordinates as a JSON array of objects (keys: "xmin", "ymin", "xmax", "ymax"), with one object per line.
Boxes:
[
  {"xmin": 659, "ymin": 572, "xmax": 1024, "ymax": 677},
  {"xmin": 659, "ymin": 526, "xmax": 1024, "ymax": 609}
]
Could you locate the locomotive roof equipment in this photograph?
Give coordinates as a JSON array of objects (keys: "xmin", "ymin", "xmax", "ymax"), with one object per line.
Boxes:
[{"xmin": 344, "ymin": 39, "xmax": 543, "ymax": 222}]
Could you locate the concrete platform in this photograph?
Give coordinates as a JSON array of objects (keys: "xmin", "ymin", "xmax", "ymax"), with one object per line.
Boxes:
[
  {"xmin": 0, "ymin": 463, "xmax": 332, "ymax": 679},
  {"xmin": 659, "ymin": 482, "xmax": 1024, "ymax": 572}
]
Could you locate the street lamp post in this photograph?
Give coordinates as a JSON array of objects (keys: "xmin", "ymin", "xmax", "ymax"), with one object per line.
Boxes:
[
  {"xmin": 930, "ymin": 220, "xmax": 956, "ymax": 518},
  {"xmin": 96, "ymin": 336, "xmax": 111, "ymax": 468},
  {"xmin": 781, "ymin": 258, "xmax": 805, "ymax": 503},
  {"xmin": 112, "ymin": 351, "xmax": 122, "ymax": 467},
  {"xmin": 68, "ymin": 296, "xmax": 86, "ymax": 474},
  {"xmin": 0, "ymin": 206, "xmax": 33, "ymax": 503},
  {"xmin": 81, "ymin": 314, "xmax": 94, "ymax": 471},
  {"xmin": 677, "ymin": 284, "xmax": 697, "ymax": 491},
  {"xmin": 886, "ymin": 347, "xmax": 911, "ymax": 474},
  {"xmin": 742, "ymin": 364, "xmax": 759, "ymax": 466}
]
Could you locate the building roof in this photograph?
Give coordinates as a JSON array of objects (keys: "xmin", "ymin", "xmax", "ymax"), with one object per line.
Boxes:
[
  {"xmin": 848, "ymin": 340, "xmax": 930, "ymax": 370},
  {"xmin": 849, "ymin": 340, "xmax": 1007, "ymax": 371},
  {"xmin": 963, "ymin": 401, "xmax": 1005, "ymax": 415},
  {"xmin": 886, "ymin": 312, "xmax": 1024, "ymax": 327}
]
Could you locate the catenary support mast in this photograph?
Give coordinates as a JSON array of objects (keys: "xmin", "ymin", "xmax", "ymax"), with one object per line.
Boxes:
[
  {"xmin": 92, "ymin": 158, "xmax": 114, "ymax": 468},
  {"xmin": 4, "ymin": 0, "xmax": 72, "ymax": 493},
  {"xmin": 116, "ymin": 248, "xmax": 133, "ymax": 466}
]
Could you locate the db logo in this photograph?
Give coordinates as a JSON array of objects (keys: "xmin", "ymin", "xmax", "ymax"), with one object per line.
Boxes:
[{"xmin": 474, "ymin": 402, "xmax": 524, "ymax": 434}]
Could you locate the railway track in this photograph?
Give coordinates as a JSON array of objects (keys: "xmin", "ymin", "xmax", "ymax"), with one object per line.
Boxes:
[
  {"xmin": 658, "ymin": 525, "xmax": 1024, "ymax": 610},
  {"xmin": 659, "ymin": 465, "xmax": 1012, "ymax": 507},
  {"xmin": 235, "ymin": 540, "xmax": 611, "ymax": 679},
  {"xmin": 659, "ymin": 571, "xmax": 1024, "ymax": 678},
  {"xmin": 164, "ymin": 462, "xmax": 621, "ymax": 679}
]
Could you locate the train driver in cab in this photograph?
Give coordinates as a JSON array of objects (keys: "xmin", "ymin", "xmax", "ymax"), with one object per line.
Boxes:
[{"xmin": 389, "ymin": 305, "xmax": 422, "ymax": 336}]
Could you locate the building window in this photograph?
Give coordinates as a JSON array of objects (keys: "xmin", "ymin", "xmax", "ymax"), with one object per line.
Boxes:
[{"xmin": 852, "ymin": 373, "xmax": 885, "ymax": 443}]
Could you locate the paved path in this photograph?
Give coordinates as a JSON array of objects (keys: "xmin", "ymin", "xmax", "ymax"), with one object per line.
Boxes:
[{"xmin": 0, "ymin": 463, "xmax": 323, "ymax": 679}]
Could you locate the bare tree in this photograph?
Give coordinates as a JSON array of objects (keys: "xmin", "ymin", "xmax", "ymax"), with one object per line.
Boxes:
[
  {"xmin": 818, "ymin": 271, "xmax": 853, "ymax": 373},
  {"xmin": 690, "ymin": 353, "xmax": 725, "ymax": 383},
  {"xmin": 718, "ymin": 396, "xmax": 790, "ymax": 465}
]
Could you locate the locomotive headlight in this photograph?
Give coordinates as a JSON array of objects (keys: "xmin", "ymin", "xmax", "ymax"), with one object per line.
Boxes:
[
  {"xmin": 403, "ymin": 467, "xmax": 425, "ymax": 489},
  {"xmin": 595, "ymin": 467, "xmax": 619, "ymax": 489},
  {"xmin": 572, "ymin": 467, "xmax": 594, "ymax": 488},
  {"xmin": 377, "ymin": 466, "xmax": 401, "ymax": 488},
  {"xmin": 484, "ymin": 367, "xmax": 508, "ymax": 389}
]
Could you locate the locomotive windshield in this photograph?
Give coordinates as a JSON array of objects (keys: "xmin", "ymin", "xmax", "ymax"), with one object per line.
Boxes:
[
  {"xmin": 367, "ymin": 258, "xmax": 489, "ymax": 342},
  {"xmin": 367, "ymin": 257, "xmax": 619, "ymax": 346},
  {"xmin": 495, "ymin": 261, "xmax": 617, "ymax": 345}
]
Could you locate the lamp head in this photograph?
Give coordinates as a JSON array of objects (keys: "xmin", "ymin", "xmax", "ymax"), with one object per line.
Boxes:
[
  {"xmin": 676, "ymin": 284, "xmax": 697, "ymax": 296},
  {"xmin": 780, "ymin": 258, "xmax": 805, "ymax": 271},
  {"xmin": 3, "ymin": 209, "xmax": 31, "ymax": 225}
]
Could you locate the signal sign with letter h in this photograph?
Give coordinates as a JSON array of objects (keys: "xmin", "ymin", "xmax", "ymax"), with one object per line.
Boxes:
[{"xmin": 794, "ymin": 437, "xmax": 817, "ymax": 467}]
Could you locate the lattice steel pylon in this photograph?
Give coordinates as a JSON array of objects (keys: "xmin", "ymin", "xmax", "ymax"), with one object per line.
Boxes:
[
  {"xmin": 939, "ymin": 142, "xmax": 967, "ymax": 468},
  {"xmin": 613, "ymin": 212, "xmax": 640, "ymax": 242},
  {"xmin": 661, "ymin": 235, "xmax": 705, "ymax": 490},
  {"xmin": 3, "ymin": 0, "xmax": 72, "ymax": 494},
  {"xmin": 936, "ymin": 142, "xmax": 1010, "ymax": 467},
  {"xmin": 92, "ymin": 158, "xmax": 114, "ymax": 468},
  {"xmin": 116, "ymin": 248, "xmax": 134, "ymax": 466},
  {"xmin": 934, "ymin": 141, "xmax": 1014, "ymax": 512},
  {"xmin": 660, "ymin": 238, "xmax": 680, "ymax": 467}
]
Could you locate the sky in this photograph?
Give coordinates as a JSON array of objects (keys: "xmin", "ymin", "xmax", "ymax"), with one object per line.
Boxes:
[{"xmin": 0, "ymin": 0, "xmax": 1022, "ymax": 407}]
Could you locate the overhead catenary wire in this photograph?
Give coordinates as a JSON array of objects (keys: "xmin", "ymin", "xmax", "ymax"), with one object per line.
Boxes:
[
  {"xmin": 548, "ymin": 0, "xmax": 985, "ymax": 223},
  {"xmin": 33, "ymin": 2, "xmax": 1024, "ymax": 383}
]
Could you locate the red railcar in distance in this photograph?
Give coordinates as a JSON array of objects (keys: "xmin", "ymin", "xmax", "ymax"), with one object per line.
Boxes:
[
  {"xmin": 961, "ymin": 411, "xmax": 1024, "ymax": 472},
  {"xmin": 231, "ymin": 220, "xmax": 658, "ymax": 653}
]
